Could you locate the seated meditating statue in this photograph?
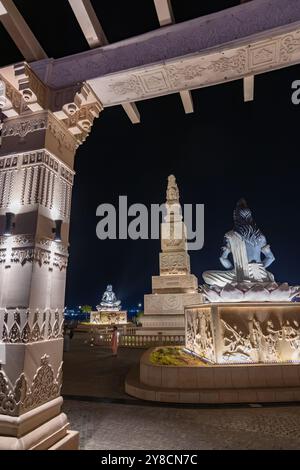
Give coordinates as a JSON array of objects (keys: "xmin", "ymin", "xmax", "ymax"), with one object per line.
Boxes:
[
  {"xmin": 203, "ymin": 199, "xmax": 275, "ymax": 288},
  {"xmin": 99, "ymin": 284, "xmax": 121, "ymax": 310}
]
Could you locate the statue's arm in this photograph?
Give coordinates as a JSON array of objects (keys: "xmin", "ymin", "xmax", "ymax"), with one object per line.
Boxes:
[
  {"xmin": 261, "ymin": 243, "xmax": 275, "ymax": 268},
  {"xmin": 219, "ymin": 238, "xmax": 233, "ymax": 269}
]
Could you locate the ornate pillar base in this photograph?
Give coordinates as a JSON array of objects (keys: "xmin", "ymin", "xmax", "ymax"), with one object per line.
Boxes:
[
  {"xmin": 0, "ymin": 337, "xmax": 79, "ymax": 449},
  {"xmin": 0, "ymin": 397, "xmax": 78, "ymax": 450}
]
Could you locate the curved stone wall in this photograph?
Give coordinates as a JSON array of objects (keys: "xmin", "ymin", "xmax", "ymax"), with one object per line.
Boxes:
[{"xmin": 125, "ymin": 347, "xmax": 300, "ymax": 404}]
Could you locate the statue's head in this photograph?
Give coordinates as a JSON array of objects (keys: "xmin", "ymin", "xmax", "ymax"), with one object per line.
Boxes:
[
  {"xmin": 233, "ymin": 198, "xmax": 262, "ymax": 244},
  {"xmin": 106, "ymin": 284, "xmax": 113, "ymax": 292},
  {"xmin": 233, "ymin": 199, "xmax": 253, "ymax": 225}
]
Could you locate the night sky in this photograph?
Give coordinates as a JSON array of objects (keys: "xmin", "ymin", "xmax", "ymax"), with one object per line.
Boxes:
[{"xmin": 1, "ymin": 1, "xmax": 300, "ymax": 309}]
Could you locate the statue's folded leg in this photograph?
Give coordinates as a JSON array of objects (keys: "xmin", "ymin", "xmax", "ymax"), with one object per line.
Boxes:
[
  {"xmin": 266, "ymin": 270, "xmax": 275, "ymax": 283},
  {"xmin": 203, "ymin": 270, "xmax": 236, "ymax": 288}
]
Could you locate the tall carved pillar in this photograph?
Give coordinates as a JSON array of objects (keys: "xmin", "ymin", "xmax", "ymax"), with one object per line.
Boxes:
[{"xmin": 0, "ymin": 64, "xmax": 102, "ymax": 449}]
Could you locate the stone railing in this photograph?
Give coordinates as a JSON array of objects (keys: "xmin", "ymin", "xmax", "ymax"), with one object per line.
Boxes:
[{"xmin": 89, "ymin": 330, "xmax": 185, "ymax": 348}]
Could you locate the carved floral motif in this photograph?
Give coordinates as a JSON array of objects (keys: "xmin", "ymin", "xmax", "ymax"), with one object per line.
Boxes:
[
  {"xmin": 208, "ymin": 50, "xmax": 247, "ymax": 75},
  {"xmin": 280, "ymin": 32, "xmax": 300, "ymax": 63},
  {"xmin": 166, "ymin": 63, "xmax": 206, "ymax": 87},
  {"xmin": 2, "ymin": 117, "xmax": 47, "ymax": 139},
  {"xmin": 0, "ymin": 355, "xmax": 63, "ymax": 416},
  {"xmin": 1, "ymin": 309, "xmax": 64, "ymax": 343},
  {"xmin": 109, "ymin": 75, "xmax": 144, "ymax": 97}
]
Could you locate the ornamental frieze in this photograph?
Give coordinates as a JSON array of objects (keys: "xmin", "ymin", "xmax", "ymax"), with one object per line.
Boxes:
[
  {"xmin": 11, "ymin": 247, "xmax": 34, "ymax": 265},
  {"xmin": 99, "ymin": 28, "xmax": 300, "ymax": 106},
  {"xmin": 0, "ymin": 355, "xmax": 63, "ymax": 416},
  {"xmin": 53, "ymin": 253, "xmax": 68, "ymax": 271},
  {"xmin": 1, "ymin": 309, "xmax": 64, "ymax": 343},
  {"xmin": 2, "ymin": 116, "xmax": 47, "ymax": 139},
  {"xmin": 280, "ymin": 31, "xmax": 300, "ymax": 63}
]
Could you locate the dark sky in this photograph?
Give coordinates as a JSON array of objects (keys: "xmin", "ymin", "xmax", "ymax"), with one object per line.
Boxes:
[
  {"xmin": 1, "ymin": 1, "xmax": 300, "ymax": 308},
  {"xmin": 68, "ymin": 66, "xmax": 300, "ymax": 309}
]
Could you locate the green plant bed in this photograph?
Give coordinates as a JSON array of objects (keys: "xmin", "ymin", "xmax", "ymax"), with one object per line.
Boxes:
[{"xmin": 150, "ymin": 347, "xmax": 207, "ymax": 366}]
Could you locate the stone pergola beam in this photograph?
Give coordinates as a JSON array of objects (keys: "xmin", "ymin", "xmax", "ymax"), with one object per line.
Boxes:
[
  {"xmin": 179, "ymin": 90, "xmax": 194, "ymax": 114},
  {"xmin": 153, "ymin": 0, "xmax": 174, "ymax": 27},
  {"xmin": 244, "ymin": 75, "xmax": 255, "ymax": 102},
  {"xmin": 29, "ymin": 0, "xmax": 300, "ymax": 108},
  {"xmin": 153, "ymin": 0, "xmax": 194, "ymax": 114},
  {"xmin": 121, "ymin": 102, "xmax": 140, "ymax": 123},
  {"xmin": 68, "ymin": 0, "xmax": 139, "ymax": 124},
  {"xmin": 240, "ymin": 0, "xmax": 255, "ymax": 102},
  {"xmin": 68, "ymin": 0, "xmax": 108, "ymax": 48},
  {"xmin": 0, "ymin": 0, "xmax": 47, "ymax": 62},
  {"xmin": 31, "ymin": 0, "xmax": 300, "ymax": 88}
]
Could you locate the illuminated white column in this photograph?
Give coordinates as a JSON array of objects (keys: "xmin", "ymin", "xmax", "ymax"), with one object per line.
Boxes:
[
  {"xmin": 0, "ymin": 110, "xmax": 78, "ymax": 449},
  {"xmin": 0, "ymin": 64, "xmax": 102, "ymax": 448}
]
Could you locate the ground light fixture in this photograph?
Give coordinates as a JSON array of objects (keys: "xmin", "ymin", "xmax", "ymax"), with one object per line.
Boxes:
[{"xmin": 3, "ymin": 212, "xmax": 15, "ymax": 236}]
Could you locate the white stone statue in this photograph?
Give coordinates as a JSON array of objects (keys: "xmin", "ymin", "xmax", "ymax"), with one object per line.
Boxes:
[
  {"xmin": 203, "ymin": 199, "xmax": 275, "ymax": 287},
  {"xmin": 98, "ymin": 284, "xmax": 121, "ymax": 311},
  {"xmin": 201, "ymin": 199, "xmax": 300, "ymax": 302}
]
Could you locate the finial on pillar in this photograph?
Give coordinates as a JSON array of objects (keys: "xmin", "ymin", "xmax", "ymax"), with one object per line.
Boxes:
[{"xmin": 166, "ymin": 174, "xmax": 179, "ymax": 205}]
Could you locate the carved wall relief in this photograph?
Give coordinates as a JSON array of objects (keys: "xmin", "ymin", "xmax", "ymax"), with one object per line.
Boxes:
[
  {"xmin": 159, "ymin": 252, "xmax": 190, "ymax": 275},
  {"xmin": 90, "ymin": 311, "xmax": 127, "ymax": 325},
  {"xmin": 185, "ymin": 308, "xmax": 215, "ymax": 362},
  {"xmin": 185, "ymin": 304, "xmax": 300, "ymax": 364},
  {"xmin": 220, "ymin": 313, "xmax": 300, "ymax": 364}
]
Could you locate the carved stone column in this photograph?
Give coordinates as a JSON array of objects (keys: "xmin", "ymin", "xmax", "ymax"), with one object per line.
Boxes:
[{"xmin": 0, "ymin": 64, "xmax": 102, "ymax": 449}]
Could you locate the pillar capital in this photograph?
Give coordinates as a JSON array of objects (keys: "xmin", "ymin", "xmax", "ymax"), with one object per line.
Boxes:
[{"xmin": 0, "ymin": 61, "xmax": 103, "ymax": 152}]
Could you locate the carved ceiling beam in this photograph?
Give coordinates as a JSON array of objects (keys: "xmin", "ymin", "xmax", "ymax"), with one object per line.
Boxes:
[
  {"xmin": 68, "ymin": 0, "xmax": 139, "ymax": 124},
  {"xmin": 86, "ymin": 22, "xmax": 300, "ymax": 107},
  {"xmin": 179, "ymin": 90, "xmax": 194, "ymax": 114},
  {"xmin": 153, "ymin": 0, "xmax": 194, "ymax": 114},
  {"xmin": 29, "ymin": 0, "xmax": 300, "ymax": 107},
  {"xmin": 240, "ymin": 0, "xmax": 255, "ymax": 102},
  {"xmin": 243, "ymin": 75, "xmax": 255, "ymax": 102},
  {"xmin": 0, "ymin": 0, "xmax": 47, "ymax": 62},
  {"xmin": 68, "ymin": 0, "xmax": 108, "ymax": 48},
  {"xmin": 153, "ymin": 0, "xmax": 174, "ymax": 27}
]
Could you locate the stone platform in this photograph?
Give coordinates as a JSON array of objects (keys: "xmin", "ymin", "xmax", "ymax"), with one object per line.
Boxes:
[
  {"xmin": 125, "ymin": 348, "xmax": 300, "ymax": 404},
  {"xmin": 0, "ymin": 397, "xmax": 79, "ymax": 450},
  {"xmin": 140, "ymin": 292, "xmax": 201, "ymax": 335},
  {"xmin": 90, "ymin": 310, "xmax": 127, "ymax": 325}
]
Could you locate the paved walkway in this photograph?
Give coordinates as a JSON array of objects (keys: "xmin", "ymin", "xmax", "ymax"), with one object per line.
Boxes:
[
  {"xmin": 62, "ymin": 332, "xmax": 300, "ymax": 450},
  {"xmin": 63, "ymin": 399, "xmax": 300, "ymax": 450},
  {"xmin": 62, "ymin": 333, "xmax": 144, "ymax": 399}
]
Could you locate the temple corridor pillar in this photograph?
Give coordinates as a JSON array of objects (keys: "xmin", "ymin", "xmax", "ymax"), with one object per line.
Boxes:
[{"xmin": 0, "ymin": 63, "xmax": 102, "ymax": 449}]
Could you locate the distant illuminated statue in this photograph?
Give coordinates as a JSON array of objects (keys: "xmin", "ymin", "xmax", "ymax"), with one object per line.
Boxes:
[
  {"xmin": 100, "ymin": 284, "xmax": 121, "ymax": 310},
  {"xmin": 203, "ymin": 199, "xmax": 275, "ymax": 287}
]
